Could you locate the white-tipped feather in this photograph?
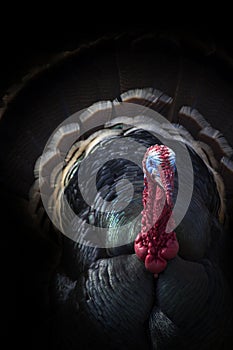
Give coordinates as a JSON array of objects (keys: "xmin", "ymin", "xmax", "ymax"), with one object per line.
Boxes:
[
  {"xmin": 38, "ymin": 150, "xmax": 63, "ymax": 180},
  {"xmin": 119, "ymin": 87, "xmax": 153, "ymax": 101},
  {"xmin": 119, "ymin": 87, "xmax": 172, "ymax": 105},
  {"xmin": 85, "ymin": 100, "xmax": 112, "ymax": 114},
  {"xmin": 198, "ymin": 126, "xmax": 233, "ymax": 158},
  {"xmin": 170, "ymin": 124, "xmax": 218, "ymax": 167},
  {"xmin": 79, "ymin": 100, "xmax": 113, "ymax": 126},
  {"xmin": 179, "ymin": 106, "xmax": 210, "ymax": 131},
  {"xmin": 47, "ymin": 122, "xmax": 80, "ymax": 153}
]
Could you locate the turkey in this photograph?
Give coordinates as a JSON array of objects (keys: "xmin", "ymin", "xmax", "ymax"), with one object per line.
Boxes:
[{"xmin": 0, "ymin": 32, "xmax": 233, "ymax": 350}]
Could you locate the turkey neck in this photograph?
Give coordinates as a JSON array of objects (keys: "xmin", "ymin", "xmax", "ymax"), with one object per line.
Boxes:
[
  {"xmin": 143, "ymin": 176, "xmax": 172, "ymax": 235},
  {"xmin": 134, "ymin": 145, "xmax": 179, "ymax": 277}
]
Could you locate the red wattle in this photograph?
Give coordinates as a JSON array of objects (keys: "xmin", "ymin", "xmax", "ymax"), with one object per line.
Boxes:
[
  {"xmin": 145, "ymin": 254, "xmax": 167, "ymax": 274},
  {"xmin": 134, "ymin": 241, "xmax": 148, "ymax": 261},
  {"xmin": 160, "ymin": 237, "xmax": 179, "ymax": 260}
]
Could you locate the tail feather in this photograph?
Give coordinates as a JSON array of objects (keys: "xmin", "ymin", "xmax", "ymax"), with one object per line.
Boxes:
[
  {"xmin": 198, "ymin": 126, "xmax": 233, "ymax": 160},
  {"xmin": 118, "ymin": 87, "xmax": 173, "ymax": 114},
  {"xmin": 178, "ymin": 106, "xmax": 210, "ymax": 137}
]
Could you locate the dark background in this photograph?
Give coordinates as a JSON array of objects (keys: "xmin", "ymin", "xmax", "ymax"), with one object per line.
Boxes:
[
  {"xmin": 1, "ymin": 15, "xmax": 232, "ymax": 348},
  {"xmin": 1, "ymin": 13, "xmax": 233, "ymax": 95}
]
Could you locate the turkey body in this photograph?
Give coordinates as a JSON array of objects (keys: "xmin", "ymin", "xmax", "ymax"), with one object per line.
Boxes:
[{"xmin": 0, "ymin": 32, "xmax": 233, "ymax": 350}]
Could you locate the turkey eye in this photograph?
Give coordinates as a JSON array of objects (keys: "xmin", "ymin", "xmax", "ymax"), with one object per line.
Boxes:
[{"xmin": 1, "ymin": 31, "xmax": 233, "ymax": 350}]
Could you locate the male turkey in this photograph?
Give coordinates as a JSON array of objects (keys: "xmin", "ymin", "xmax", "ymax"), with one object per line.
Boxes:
[
  {"xmin": 1, "ymin": 33, "xmax": 233, "ymax": 350},
  {"xmin": 27, "ymin": 86, "xmax": 233, "ymax": 350}
]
